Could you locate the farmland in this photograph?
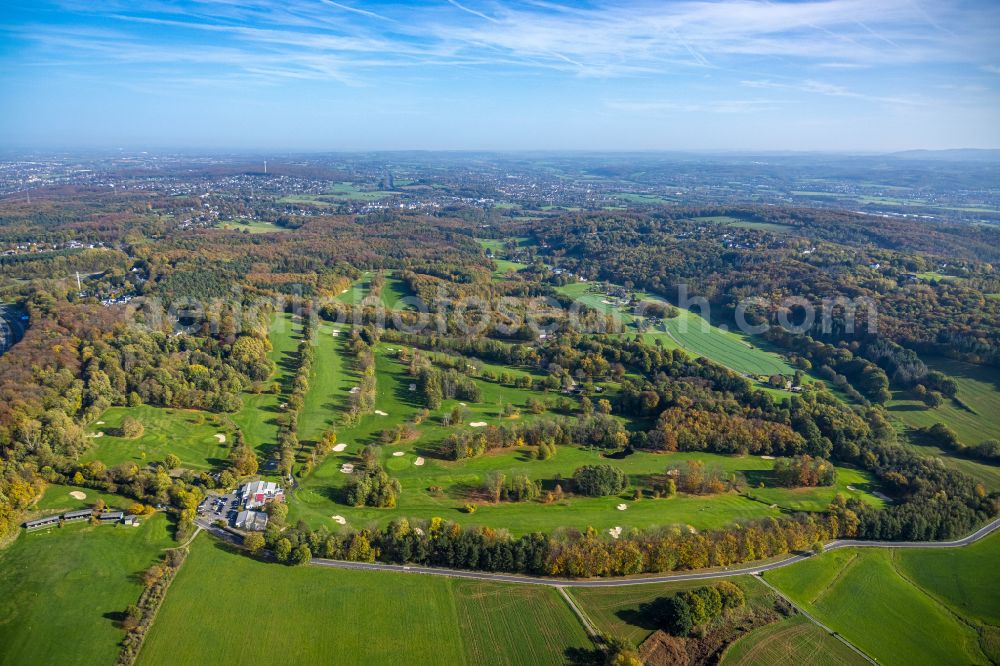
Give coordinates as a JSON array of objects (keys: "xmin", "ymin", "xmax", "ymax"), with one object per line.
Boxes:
[
  {"xmin": 764, "ymin": 534, "xmax": 1000, "ymax": 666},
  {"xmin": 569, "ymin": 576, "xmax": 771, "ymax": 646},
  {"xmin": 720, "ymin": 614, "xmax": 867, "ymax": 666},
  {"xmin": 888, "ymin": 356, "xmax": 1000, "ymax": 490},
  {"xmin": 0, "ymin": 496, "xmax": 172, "ymax": 666},
  {"xmin": 137, "ymin": 535, "xmax": 590, "ymax": 666},
  {"xmin": 554, "ymin": 281, "xmax": 797, "ymax": 378}
]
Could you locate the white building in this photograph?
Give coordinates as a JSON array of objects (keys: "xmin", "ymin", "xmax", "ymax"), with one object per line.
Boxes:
[
  {"xmin": 240, "ymin": 480, "xmax": 284, "ymax": 510},
  {"xmin": 235, "ymin": 510, "xmax": 268, "ymax": 531}
]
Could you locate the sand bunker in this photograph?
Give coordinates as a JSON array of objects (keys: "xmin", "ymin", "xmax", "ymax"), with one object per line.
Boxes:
[
  {"xmin": 459, "ymin": 402, "xmax": 467, "ymax": 407},
  {"xmin": 214, "ymin": 433, "xmax": 226, "ymax": 443},
  {"xmin": 688, "ymin": 525, "xmax": 698, "ymax": 534},
  {"xmin": 375, "ymin": 410, "xmax": 388, "ymax": 416},
  {"xmin": 608, "ymin": 526, "xmax": 623, "ymax": 539},
  {"xmin": 469, "ymin": 421, "xmax": 487, "ymax": 428},
  {"xmin": 760, "ymin": 455, "xmax": 775, "ymax": 460},
  {"xmin": 414, "ymin": 457, "xmax": 425, "ymax": 466},
  {"xmin": 392, "ymin": 451, "xmax": 405, "ymax": 457},
  {"xmin": 69, "ymin": 491, "xmax": 87, "ymax": 500},
  {"xmin": 332, "ymin": 443, "xmax": 347, "ymax": 452},
  {"xmin": 617, "ymin": 503, "xmax": 628, "ymax": 511},
  {"xmin": 332, "ymin": 515, "xmax": 347, "ymax": 525},
  {"xmin": 847, "ymin": 485, "xmax": 857, "ymax": 491},
  {"xmin": 88, "ymin": 431, "xmax": 105, "ymax": 438},
  {"xmin": 96, "ymin": 421, "xmax": 105, "ymax": 425},
  {"xmin": 349, "ymin": 386, "xmax": 361, "ymax": 394},
  {"xmin": 340, "ymin": 463, "xmax": 355, "ymax": 474},
  {"xmin": 331, "ymin": 329, "xmax": 340, "ymax": 337}
]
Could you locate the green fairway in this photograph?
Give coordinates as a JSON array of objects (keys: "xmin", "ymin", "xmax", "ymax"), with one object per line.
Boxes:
[
  {"xmin": 764, "ymin": 537, "xmax": 1000, "ymax": 666},
  {"xmin": 288, "ymin": 340, "xmax": 882, "ymax": 535},
  {"xmin": 569, "ymin": 576, "xmax": 770, "ymax": 646},
  {"xmin": 380, "ymin": 273, "xmax": 414, "ymax": 309},
  {"xmin": 232, "ymin": 312, "xmax": 300, "ymax": 457},
  {"xmin": 720, "ymin": 614, "xmax": 867, "ymax": 666},
  {"xmin": 31, "ymin": 483, "xmax": 131, "ymax": 513},
  {"xmin": 138, "ymin": 535, "xmax": 590, "ymax": 666},
  {"xmin": 0, "ymin": 506, "xmax": 172, "ymax": 666},
  {"xmin": 336, "ymin": 272, "xmax": 372, "ymax": 303},
  {"xmin": 82, "ymin": 405, "xmax": 234, "ymax": 470},
  {"xmin": 297, "ymin": 323, "xmax": 356, "ymax": 445}
]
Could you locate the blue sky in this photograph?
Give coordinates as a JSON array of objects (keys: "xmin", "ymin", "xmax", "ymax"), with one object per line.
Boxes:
[{"xmin": 1, "ymin": 0, "xmax": 998, "ymax": 151}]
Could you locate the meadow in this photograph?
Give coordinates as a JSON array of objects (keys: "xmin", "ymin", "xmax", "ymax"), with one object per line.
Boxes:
[
  {"xmin": 0, "ymin": 492, "xmax": 173, "ymax": 666},
  {"xmin": 215, "ymin": 219, "xmax": 291, "ymax": 234},
  {"xmin": 888, "ymin": 356, "xmax": 1000, "ymax": 490},
  {"xmin": 81, "ymin": 405, "xmax": 235, "ymax": 471},
  {"xmin": 137, "ymin": 535, "xmax": 591, "ymax": 666},
  {"xmin": 287, "ymin": 334, "xmax": 883, "ymax": 536},
  {"xmin": 764, "ymin": 534, "xmax": 1000, "ymax": 665},
  {"xmin": 568, "ymin": 576, "xmax": 770, "ymax": 646},
  {"xmin": 554, "ymin": 281, "xmax": 796, "ymax": 378}
]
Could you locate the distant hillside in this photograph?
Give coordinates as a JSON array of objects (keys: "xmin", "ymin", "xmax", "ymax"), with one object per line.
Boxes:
[{"xmin": 887, "ymin": 149, "xmax": 1000, "ymax": 162}]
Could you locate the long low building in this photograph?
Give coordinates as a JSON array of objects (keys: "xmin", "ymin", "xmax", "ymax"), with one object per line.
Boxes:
[
  {"xmin": 235, "ymin": 510, "xmax": 268, "ymax": 531},
  {"xmin": 23, "ymin": 515, "xmax": 61, "ymax": 530},
  {"xmin": 62, "ymin": 509, "xmax": 93, "ymax": 522}
]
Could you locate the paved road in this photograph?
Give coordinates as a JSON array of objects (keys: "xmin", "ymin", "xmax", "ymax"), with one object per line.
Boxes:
[
  {"xmin": 301, "ymin": 516, "xmax": 1000, "ymax": 588},
  {"xmin": 0, "ymin": 304, "xmax": 28, "ymax": 354}
]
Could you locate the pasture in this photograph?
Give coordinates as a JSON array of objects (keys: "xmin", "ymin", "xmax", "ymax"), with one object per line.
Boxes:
[
  {"xmin": 81, "ymin": 405, "xmax": 234, "ymax": 471},
  {"xmin": 554, "ymin": 281, "xmax": 796, "ymax": 378},
  {"xmin": 764, "ymin": 535, "xmax": 1000, "ymax": 666},
  {"xmin": 287, "ymin": 335, "xmax": 883, "ymax": 535},
  {"xmin": 0, "ymin": 505, "xmax": 172, "ymax": 666},
  {"xmin": 888, "ymin": 356, "xmax": 1000, "ymax": 490},
  {"xmin": 215, "ymin": 219, "xmax": 291, "ymax": 234},
  {"xmin": 137, "ymin": 536, "xmax": 590, "ymax": 666},
  {"xmin": 720, "ymin": 614, "xmax": 866, "ymax": 666}
]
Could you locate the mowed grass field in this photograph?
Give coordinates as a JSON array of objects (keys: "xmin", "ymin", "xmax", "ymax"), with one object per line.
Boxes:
[
  {"xmin": 215, "ymin": 219, "xmax": 292, "ymax": 234},
  {"xmin": 81, "ymin": 405, "xmax": 234, "ymax": 470},
  {"xmin": 555, "ymin": 281, "xmax": 796, "ymax": 378},
  {"xmin": 888, "ymin": 357, "xmax": 1000, "ymax": 444},
  {"xmin": 232, "ymin": 312, "xmax": 300, "ymax": 458},
  {"xmin": 287, "ymin": 336, "xmax": 883, "ymax": 535},
  {"xmin": 138, "ymin": 536, "xmax": 590, "ymax": 666},
  {"xmin": 0, "ymin": 503, "xmax": 173, "ymax": 666},
  {"xmin": 569, "ymin": 576, "xmax": 771, "ymax": 646},
  {"xmin": 765, "ymin": 534, "xmax": 1000, "ymax": 665},
  {"xmin": 720, "ymin": 614, "xmax": 867, "ymax": 666},
  {"xmin": 888, "ymin": 356, "xmax": 1000, "ymax": 490}
]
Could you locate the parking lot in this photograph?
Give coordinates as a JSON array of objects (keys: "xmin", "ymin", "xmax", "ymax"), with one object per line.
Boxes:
[{"xmin": 197, "ymin": 490, "xmax": 241, "ymax": 527}]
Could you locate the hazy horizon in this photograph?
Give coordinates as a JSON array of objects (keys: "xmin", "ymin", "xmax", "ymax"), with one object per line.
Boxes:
[{"xmin": 3, "ymin": 0, "xmax": 999, "ymax": 152}]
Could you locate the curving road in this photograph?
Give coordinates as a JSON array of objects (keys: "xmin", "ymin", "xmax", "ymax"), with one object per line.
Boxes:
[
  {"xmin": 0, "ymin": 303, "xmax": 28, "ymax": 355},
  {"xmin": 197, "ymin": 515, "xmax": 1000, "ymax": 588}
]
